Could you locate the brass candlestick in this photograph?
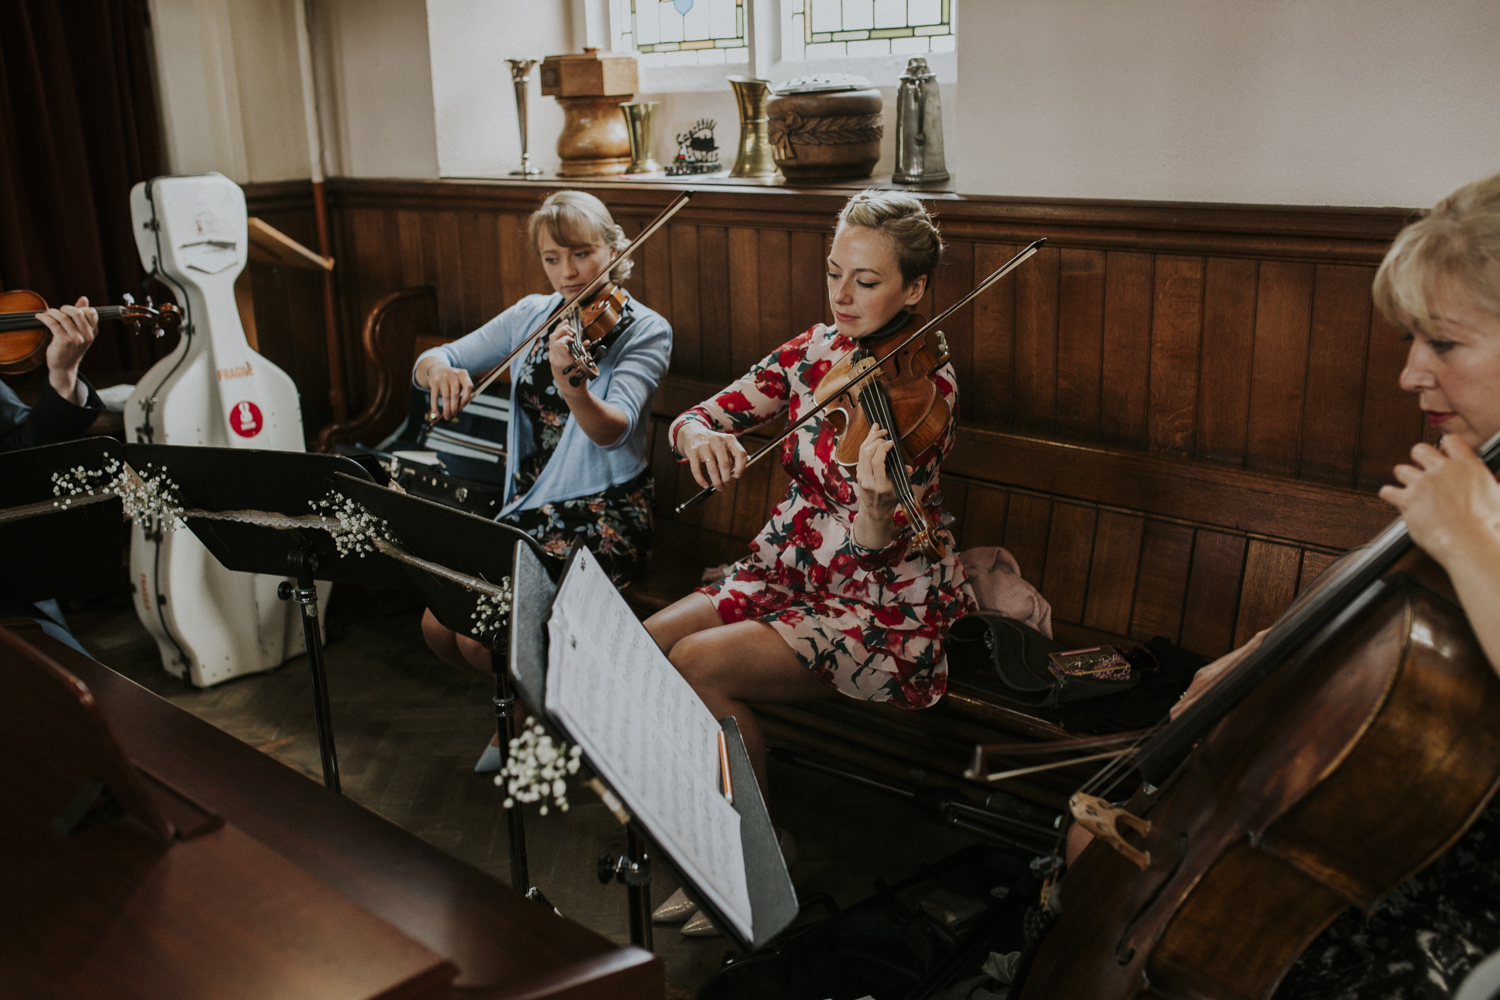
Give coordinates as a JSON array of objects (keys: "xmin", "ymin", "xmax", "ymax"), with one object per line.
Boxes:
[
  {"xmin": 621, "ymin": 102, "xmax": 662, "ymax": 174},
  {"xmin": 506, "ymin": 58, "xmax": 542, "ymax": 176},
  {"xmin": 727, "ymin": 77, "xmax": 779, "ymax": 180}
]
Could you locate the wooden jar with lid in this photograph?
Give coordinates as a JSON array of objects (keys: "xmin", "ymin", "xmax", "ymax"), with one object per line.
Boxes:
[{"xmin": 539, "ymin": 48, "xmax": 638, "ymax": 177}]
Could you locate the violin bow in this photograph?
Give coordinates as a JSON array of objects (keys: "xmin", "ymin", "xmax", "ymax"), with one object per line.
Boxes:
[
  {"xmin": 674, "ymin": 237, "xmax": 1047, "ymax": 513},
  {"xmin": 419, "ymin": 190, "xmax": 692, "ymax": 438}
]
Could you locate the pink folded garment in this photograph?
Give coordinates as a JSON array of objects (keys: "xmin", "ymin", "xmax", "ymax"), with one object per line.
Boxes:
[{"xmin": 958, "ymin": 546, "xmax": 1053, "ymax": 638}]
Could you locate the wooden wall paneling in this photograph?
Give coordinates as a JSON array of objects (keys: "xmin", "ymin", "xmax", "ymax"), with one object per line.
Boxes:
[
  {"xmin": 649, "ymin": 419, "xmax": 677, "ymax": 516},
  {"xmin": 1146, "ymin": 255, "xmax": 1204, "ymax": 455},
  {"xmin": 1129, "ymin": 519, "xmax": 1194, "ymax": 642},
  {"xmin": 1298, "ymin": 549, "xmax": 1342, "ymax": 592},
  {"xmin": 956, "ymin": 483, "xmax": 1010, "ymax": 551},
  {"xmin": 1055, "ymin": 249, "xmax": 1105, "ymax": 439},
  {"xmin": 1234, "ymin": 539, "xmax": 1303, "ymax": 645},
  {"xmin": 1040, "ymin": 502, "xmax": 1097, "ymax": 623},
  {"xmin": 698, "ymin": 227, "xmax": 731, "ymax": 379},
  {"xmin": 757, "ymin": 229, "xmax": 792, "ymax": 361},
  {"xmin": 1100, "ymin": 252, "xmax": 1155, "ymax": 449},
  {"xmin": 1356, "ymin": 308, "xmax": 1422, "ymax": 489},
  {"xmin": 668, "ymin": 224, "xmax": 703, "ymax": 377},
  {"xmin": 1300, "ymin": 264, "xmax": 1374, "ymax": 486},
  {"xmin": 969, "ymin": 242, "xmax": 1018, "ymax": 428},
  {"xmin": 1179, "ymin": 530, "xmax": 1248, "ymax": 657},
  {"xmin": 726, "ymin": 228, "xmax": 761, "ymax": 376},
  {"xmin": 641, "ymin": 225, "xmax": 674, "ymax": 344},
  {"xmin": 933, "ymin": 240, "xmax": 976, "ymax": 389},
  {"xmin": 789, "ymin": 231, "xmax": 827, "ymax": 354},
  {"xmin": 1082, "ymin": 510, "xmax": 1144, "ymax": 635},
  {"xmin": 496, "ymin": 213, "xmax": 526, "ymax": 322},
  {"xmin": 1196, "ymin": 258, "xmax": 1258, "ymax": 464},
  {"xmin": 1013, "ymin": 245, "xmax": 1060, "ymax": 434},
  {"xmin": 435, "ymin": 211, "xmax": 465, "ymax": 337},
  {"xmin": 396, "ymin": 210, "xmax": 427, "ymax": 290},
  {"xmin": 1246, "ymin": 261, "xmax": 1315, "ymax": 475},
  {"xmin": 1001, "ymin": 492, "xmax": 1053, "ymax": 588}
]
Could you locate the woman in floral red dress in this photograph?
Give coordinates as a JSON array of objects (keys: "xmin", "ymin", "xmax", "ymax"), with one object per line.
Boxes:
[{"xmin": 645, "ymin": 190, "xmax": 976, "ymax": 800}]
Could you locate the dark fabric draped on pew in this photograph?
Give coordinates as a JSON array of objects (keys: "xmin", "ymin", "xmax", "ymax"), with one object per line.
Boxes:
[{"xmin": 0, "ymin": 0, "xmax": 165, "ymax": 376}]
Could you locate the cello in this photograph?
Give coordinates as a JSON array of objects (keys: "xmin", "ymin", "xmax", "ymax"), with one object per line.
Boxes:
[{"xmin": 1013, "ymin": 430, "xmax": 1500, "ymax": 1000}]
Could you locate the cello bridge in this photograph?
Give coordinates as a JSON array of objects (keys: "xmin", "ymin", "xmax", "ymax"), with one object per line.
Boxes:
[{"xmin": 1071, "ymin": 792, "xmax": 1152, "ymax": 872}]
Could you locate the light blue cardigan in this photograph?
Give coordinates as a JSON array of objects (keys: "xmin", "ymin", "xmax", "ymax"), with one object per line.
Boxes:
[{"xmin": 414, "ymin": 291, "xmax": 672, "ymax": 518}]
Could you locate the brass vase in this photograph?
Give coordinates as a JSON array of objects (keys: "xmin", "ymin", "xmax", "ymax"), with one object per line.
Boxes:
[
  {"xmin": 727, "ymin": 77, "xmax": 779, "ymax": 180},
  {"xmin": 621, "ymin": 102, "xmax": 662, "ymax": 174},
  {"xmin": 505, "ymin": 58, "xmax": 542, "ymax": 176}
]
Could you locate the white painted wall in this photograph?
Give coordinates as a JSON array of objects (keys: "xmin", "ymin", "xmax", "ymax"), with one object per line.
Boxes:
[
  {"xmin": 150, "ymin": 0, "xmax": 310, "ymax": 182},
  {"xmin": 425, "ymin": 0, "xmax": 575, "ymax": 178},
  {"xmin": 315, "ymin": 0, "xmax": 440, "ymax": 178},
  {"xmin": 149, "ymin": 0, "xmax": 439, "ymax": 182},
  {"xmin": 955, "ymin": 0, "xmax": 1500, "ymax": 208}
]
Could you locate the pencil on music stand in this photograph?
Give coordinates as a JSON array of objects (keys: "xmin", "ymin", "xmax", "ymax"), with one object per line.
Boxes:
[{"xmin": 717, "ymin": 730, "xmax": 734, "ymax": 805}]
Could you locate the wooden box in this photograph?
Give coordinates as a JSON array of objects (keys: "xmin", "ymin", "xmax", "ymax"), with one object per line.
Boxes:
[{"xmin": 540, "ymin": 48, "xmax": 638, "ymax": 97}]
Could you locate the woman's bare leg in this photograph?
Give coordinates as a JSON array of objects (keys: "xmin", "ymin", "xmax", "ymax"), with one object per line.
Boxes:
[{"xmin": 648, "ymin": 596, "xmax": 833, "ymax": 796}]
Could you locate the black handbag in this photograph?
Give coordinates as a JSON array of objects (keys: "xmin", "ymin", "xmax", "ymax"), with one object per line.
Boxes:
[{"xmin": 945, "ymin": 612, "xmax": 1140, "ymax": 708}]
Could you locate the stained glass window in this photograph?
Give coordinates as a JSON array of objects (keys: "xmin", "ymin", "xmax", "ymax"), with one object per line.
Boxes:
[
  {"xmin": 788, "ymin": 0, "xmax": 953, "ymax": 60},
  {"xmin": 614, "ymin": 0, "xmax": 750, "ymax": 67}
]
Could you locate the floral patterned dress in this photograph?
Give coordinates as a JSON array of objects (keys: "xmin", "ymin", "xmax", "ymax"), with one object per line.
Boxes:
[
  {"xmin": 502, "ymin": 323, "xmax": 654, "ymax": 585},
  {"xmin": 671, "ymin": 322, "xmax": 977, "ymax": 709}
]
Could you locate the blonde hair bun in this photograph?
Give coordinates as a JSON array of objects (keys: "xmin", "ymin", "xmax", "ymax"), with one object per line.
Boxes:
[{"xmin": 836, "ymin": 189, "xmax": 944, "ymax": 285}]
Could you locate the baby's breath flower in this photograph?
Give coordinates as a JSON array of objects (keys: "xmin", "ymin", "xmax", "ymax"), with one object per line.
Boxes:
[
  {"xmin": 310, "ymin": 490, "xmax": 398, "ymax": 557},
  {"xmin": 493, "ymin": 720, "xmax": 575, "ymax": 813}
]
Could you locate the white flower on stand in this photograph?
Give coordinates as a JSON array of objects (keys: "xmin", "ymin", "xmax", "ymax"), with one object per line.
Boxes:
[
  {"xmin": 311, "ymin": 490, "xmax": 398, "ymax": 557},
  {"xmin": 53, "ymin": 460, "xmax": 185, "ymax": 529},
  {"xmin": 469, "ymin": 579, "xmax": 514, "ymax": 638},
  {"xmin": 497, "ymin": 720, "xmax": 583, "ymax": 815}
]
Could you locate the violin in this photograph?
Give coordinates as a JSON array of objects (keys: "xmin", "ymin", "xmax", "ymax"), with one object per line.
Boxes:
[
  {"xmin": 1011, "ymin": 429, "xmax": 1500, "ymax": 1000},
  {"xmin": 0, "ymin": 289, "xmax": 182, "ymax": 375},
  {"xmin": 674, "ymin": 239, "xmax": 1049, "ymax": 537},
  {"xmin": 558, "ymin": 281, "xmax": 630, "ymax": 387},
  {"xmin": 812, "ymin": 311, "xmax": 952, "ymax": 559}
]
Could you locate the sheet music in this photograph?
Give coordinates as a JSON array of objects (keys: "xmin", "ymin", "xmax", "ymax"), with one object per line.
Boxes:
[{"xmin": 545, "ymin": 548, "xmax": 753, "ymax": 941}]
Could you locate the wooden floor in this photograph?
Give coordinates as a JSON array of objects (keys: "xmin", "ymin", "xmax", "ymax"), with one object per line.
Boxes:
[{"xmin": 66, "ymin": 585, "xmax": 981, "ymax": 994}]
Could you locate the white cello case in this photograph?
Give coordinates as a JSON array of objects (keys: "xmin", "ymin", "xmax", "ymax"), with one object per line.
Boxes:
[{"xmin": 125, "ymin": 173, "xmax": 330, "ymax": 687}]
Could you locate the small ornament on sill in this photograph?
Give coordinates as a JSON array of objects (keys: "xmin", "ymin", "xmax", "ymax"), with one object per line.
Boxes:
[{"xmin": 665, "ymin": 119, "xmax": 721, "ymax": 176}]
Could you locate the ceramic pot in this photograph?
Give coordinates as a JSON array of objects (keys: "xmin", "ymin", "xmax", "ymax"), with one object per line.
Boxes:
[{"xmin": 766, "ymin": 88, "xmax": 883, "ymax": 181}]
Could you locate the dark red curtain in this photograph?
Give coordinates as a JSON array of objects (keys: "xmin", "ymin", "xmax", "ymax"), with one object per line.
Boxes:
[{"xmin": 0, "ymin": 0, "xmax": 165, "ymax": 378}]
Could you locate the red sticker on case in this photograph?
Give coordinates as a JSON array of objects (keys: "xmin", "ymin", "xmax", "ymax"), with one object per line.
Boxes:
[{"xmin": 228, "ymin": 400, "xmax": 263, "ymax": 437}]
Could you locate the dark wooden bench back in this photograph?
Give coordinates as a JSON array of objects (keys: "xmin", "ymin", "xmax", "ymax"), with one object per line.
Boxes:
[{"xmin": 295, "ymin": 180, "xmax": 1423, "ymax": 662}]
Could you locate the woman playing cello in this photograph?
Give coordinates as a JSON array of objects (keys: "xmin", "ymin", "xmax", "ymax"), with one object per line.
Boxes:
[{"xmin": 1076, "ymin": 172, "xmax": 1500, "ymax": 1000}]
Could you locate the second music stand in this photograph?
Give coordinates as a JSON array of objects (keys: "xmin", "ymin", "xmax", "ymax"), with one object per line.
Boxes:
[
  {"xmin": 124, "ymin": 444, "xmax": 410, "ymax": 794},
  {"xmin": 334, "ymin": 472, "xmax": 547, "ymax": 897}
]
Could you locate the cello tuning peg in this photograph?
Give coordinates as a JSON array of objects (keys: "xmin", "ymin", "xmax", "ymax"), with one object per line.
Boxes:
[{"xmin": 122, "ymin": 292, "xmax": 136, "ymax": 305}]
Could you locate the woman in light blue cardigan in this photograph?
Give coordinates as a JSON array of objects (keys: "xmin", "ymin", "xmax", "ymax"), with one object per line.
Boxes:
[{"xmin": 415, "ymin": 193, "xmax": 671, "ymax": 728}]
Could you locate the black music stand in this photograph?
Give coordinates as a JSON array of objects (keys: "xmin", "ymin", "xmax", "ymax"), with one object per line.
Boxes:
[
  {"xmin": 0, "ymin": 438, "xmax": 127, "ymax": 609},
  {"xmin": 333, "ymin": 472, "xmax": 546, "ymax": 899},
  {"xmin": 507, "ymin": 543, "xmax": 799, "ymax": 954},
  {"xmin": 123, "ymin": 444, "xmax": 410, "ymax": 795}
]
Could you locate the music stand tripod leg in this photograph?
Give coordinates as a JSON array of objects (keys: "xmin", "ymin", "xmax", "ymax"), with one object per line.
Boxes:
[
  {"xmin": 627, "ymin": 826, "xmax": 653, "ymax": 951},
  {"xmin": 279, "ymin": 547, "xmax": 340, "ymax": 795},
  {"xmin": 489, "ymin": 643, "xmax": 530, "ymax": 892}
]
